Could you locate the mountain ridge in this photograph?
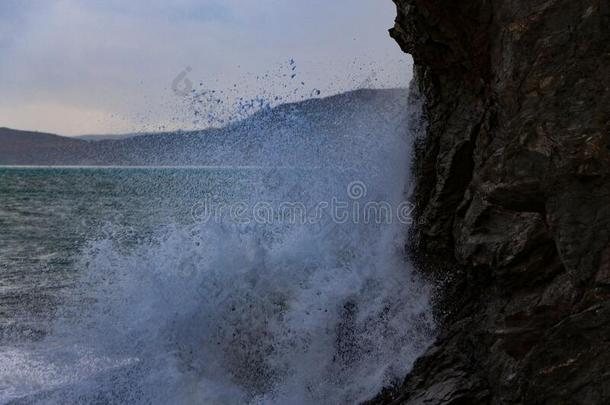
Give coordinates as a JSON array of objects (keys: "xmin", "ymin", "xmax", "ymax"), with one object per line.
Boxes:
[{"xmin": 0, "ymin": 88, "xmax": 407, "ymax": 167}]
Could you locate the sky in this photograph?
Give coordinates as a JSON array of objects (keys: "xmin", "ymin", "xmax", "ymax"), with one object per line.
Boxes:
[{"xmin": 0, "ymin": 0, "xmax": 412, "ymax": 136}]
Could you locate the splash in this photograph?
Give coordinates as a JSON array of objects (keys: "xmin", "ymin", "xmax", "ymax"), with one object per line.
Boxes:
[
  {"xmin": 1, "ymin": 71, "xmax": 435, "ymax": 404},
  {"xmin": 46, "ymin": 216, "xmax": 433, "ymax": 404}
]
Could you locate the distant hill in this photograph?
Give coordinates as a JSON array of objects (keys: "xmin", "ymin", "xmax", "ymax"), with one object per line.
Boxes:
[
  {"xmin": 0, "ymin": 128, "xmax": 91, "ymax": 165},
  {"xmin": 76, "ymin": 133, "xmax": 146, "ymax": 141},
  {"xmin": 0, "ymin": 88, "xmax": 408, "ymax": 167}
]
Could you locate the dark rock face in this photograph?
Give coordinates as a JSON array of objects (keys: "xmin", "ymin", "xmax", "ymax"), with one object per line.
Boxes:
[{"xmin": 375, "ymin": 0, "xmax": 610, "ymax": 403}]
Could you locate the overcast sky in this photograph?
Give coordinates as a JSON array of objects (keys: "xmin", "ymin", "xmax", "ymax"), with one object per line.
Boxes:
[{"xmin": 0, "ymin": 0, "xmax": 412, "ymax": 136}]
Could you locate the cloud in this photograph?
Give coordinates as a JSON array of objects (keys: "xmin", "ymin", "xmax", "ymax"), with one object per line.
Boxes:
[{"xmin": 0, "ymin": 0, "xmax": 411, "ymax": 135}]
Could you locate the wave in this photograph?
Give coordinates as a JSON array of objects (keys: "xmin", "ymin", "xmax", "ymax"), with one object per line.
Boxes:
[{"xmin": 1, "ymin": 83, "xmax": 435, "ymax": 404}]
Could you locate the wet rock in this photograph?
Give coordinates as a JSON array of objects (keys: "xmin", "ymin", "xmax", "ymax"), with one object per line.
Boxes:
[{"xmin": 370, "ymin": 0, "xmax": 610, "ymax": 403}]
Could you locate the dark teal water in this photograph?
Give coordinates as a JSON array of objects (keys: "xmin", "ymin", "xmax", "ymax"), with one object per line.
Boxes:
[{"xmin": 0, "ymin": 167, "xmax": 256, "ymax": 344}]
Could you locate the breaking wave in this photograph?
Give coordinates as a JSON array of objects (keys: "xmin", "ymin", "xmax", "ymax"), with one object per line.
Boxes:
[{"xmin": 2, "ymin": 83, "xmax": 435, "ymax": 404}]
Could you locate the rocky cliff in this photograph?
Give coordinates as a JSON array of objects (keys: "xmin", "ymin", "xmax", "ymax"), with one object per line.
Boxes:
[{"xmin": 374, "ymin": 0, "xmax": 610, "ymax": 403}]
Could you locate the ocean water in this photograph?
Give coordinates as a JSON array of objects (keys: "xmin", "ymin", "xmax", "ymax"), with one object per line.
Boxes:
[{"xmin": 0, "ymin": 95, "xmax": 435, "ymax": 405}]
